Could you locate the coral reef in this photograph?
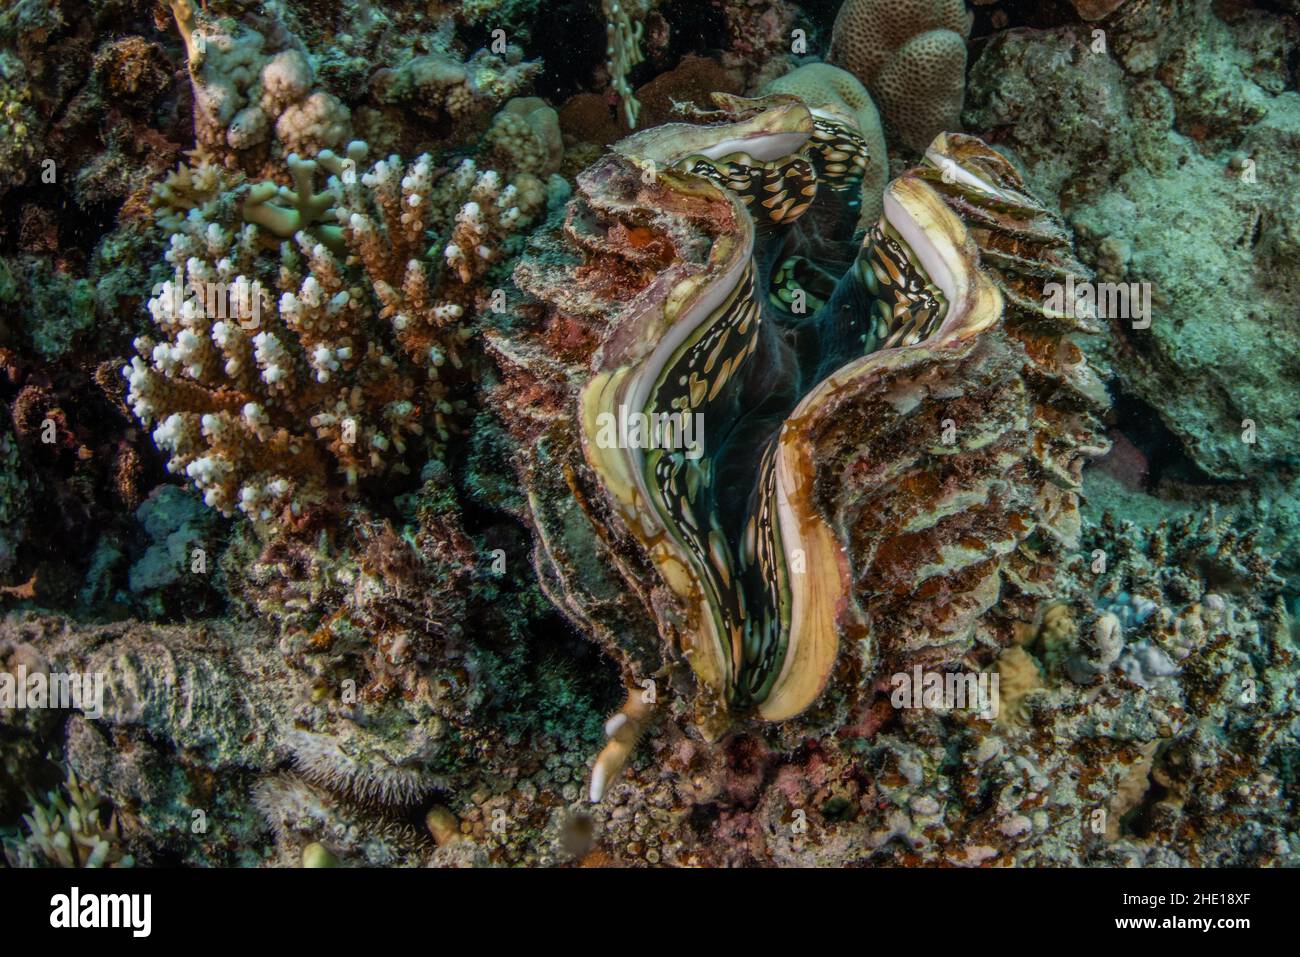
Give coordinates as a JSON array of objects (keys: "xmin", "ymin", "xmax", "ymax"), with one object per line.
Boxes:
[
  {"xmin": 159, "ymin": 0, "xmax": 547, "ymax": 175},
  {"xmin": 0, "ymin": 51, "xmax": 39, "ymax": 193},
  {"xmin": 167, "ymin": 0, "xmax": 355, "ymax": 164},
  {"xmin": 1, "ymin": 0, "xmax": 1298, "ymax": 875},
  {"xmin": 126, "ymin": 483, "xmax": 225, "ymax": 619},
  {"xmin": 603, "ymin": 0, "xmax": 649, "ymax": 128},
  {"xmin": 486, "ymin": 97, "xmax": 565, "ymax": 177},
  {"xmin": 28, "ymin": 493, "xmax": 1265, "ymax": 870},
  {"xmin": 570, "ymin": 509, "xmax": 1296, "ymax": 867},
  {"xmin": 368, "ymin": 38, "xmax": 543, "ymax": 134},
  {"xmin": 0, "ymin": 423, "xmax": 26, "ymax": 578}
]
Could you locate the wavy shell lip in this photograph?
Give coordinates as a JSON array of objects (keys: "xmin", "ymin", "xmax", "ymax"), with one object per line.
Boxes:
[
  {"xmin": 759, "ymin": 170, "xmax": 1004, "ymax": 722},
  {"xmin": 576, "ymin": 158, "xmax": 751, "ymax": 544},
  {"xmin": 757, "ymin": 432, "xmax": 846, "ymax": 722},
  {"xmin": 505, "ymin": 106, "xmax": 1109, "ymax": 805},
  {"xmin": 884, "ymin": 176, "xmax": 1003, "ymax": 347},
  {"xmin": 575, "ymin": 100, "xmax": 828, "ymax": 588},
  {"xmin": 573, "ymin": 156, "xmax": 758, "ymax": 715},
  {"xmin": 779, "ymin": 177, "xmax": 1004, "ymax": 409},
  {"xmin": 922, "ymin": 143, "xmax": 1023, "ymax": 206},
  {"xmin": 580, "ymin": 164, "xmax": 752, "ymax": 378},
  {"xmin": 917, "ymin": 133, "xmax": 1101, "ymax": 335},
  {"xmin": 613, "ymin": 96, "xmax": 815, "ymax": 168},
  {"xmin": 577, "ymin": 104, "xmax": 1012, "ymax": 729},
  {"xmin": 921, "ymin": 132, "xmax": 1045, "ymax": 213}
]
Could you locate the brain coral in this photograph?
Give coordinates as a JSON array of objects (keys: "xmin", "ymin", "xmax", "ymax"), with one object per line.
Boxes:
[{"xmin": 829, "ymin": 0, "xmax": 972, "ymax": 152}]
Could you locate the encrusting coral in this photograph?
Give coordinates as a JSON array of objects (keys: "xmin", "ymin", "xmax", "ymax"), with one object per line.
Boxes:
[
  {"xmin": 165, "ymin": 0, "xmax": 352, "ymax": 165},
  {"xmin": 0, "ymin": 51, "xmax": 39, "ymax": 195},
  {"xmin": 163, "ymin": 1, "xmax": 544, "ymax": 173},
  {"xmin": 960, "ymin": 1, "xmax": 1300, "ymax": 589},
  {"xmin": 829, "ymin": 0, "xmax": 972, "ymax": 152},
  {"xmin": 369, "ymin": 29, "xmax": 543, "ymax": 130},
  {"xmin": 485, "ymin": 97, "xmax": 565, "ymax": 177},
  {"xmin": 254, "ymin": 773, "xmax": 429, "ymax": 866}
]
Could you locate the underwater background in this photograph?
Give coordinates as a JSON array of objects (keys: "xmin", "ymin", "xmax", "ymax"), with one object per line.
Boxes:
[{"xmin": 0, "ymin": 0, "xmax": 1298, "ymax": 867}]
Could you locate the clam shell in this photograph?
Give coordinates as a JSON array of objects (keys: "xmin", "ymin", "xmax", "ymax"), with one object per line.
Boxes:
[{"xmin": 497, "ymin": 107, "xmax": 1109, "ymax": 757}]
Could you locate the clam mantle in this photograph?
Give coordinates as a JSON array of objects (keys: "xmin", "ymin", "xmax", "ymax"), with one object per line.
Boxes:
[{"xmin": 491, "ymin": 92, "xmax": 1109, "ymax": 801}]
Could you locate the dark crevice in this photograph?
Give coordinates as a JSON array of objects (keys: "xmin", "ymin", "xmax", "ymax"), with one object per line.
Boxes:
[{"xmin": 1107, "ymin": 383, "xmax": 1228, "ymax": 488}]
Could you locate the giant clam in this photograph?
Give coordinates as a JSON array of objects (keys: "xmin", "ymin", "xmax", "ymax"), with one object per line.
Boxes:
[{"xmin": 492, "ymin": 87, "xmax": 1109, "ymax": 800}]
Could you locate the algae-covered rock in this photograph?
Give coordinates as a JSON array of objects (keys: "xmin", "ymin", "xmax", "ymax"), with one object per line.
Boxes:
[
  {"xmin": 126, "ymin": 484, "xmax": 226, "ymax": 620},
  {"xmin": 965, "ymin": 5, "xmax": 1300, "ymax": 481},
  {"xmin": 0, "ymin": 424, "xmax": 28, "ymax": 578}
]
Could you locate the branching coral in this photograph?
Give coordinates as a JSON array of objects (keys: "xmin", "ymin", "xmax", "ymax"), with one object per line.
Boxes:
[
  {"xmin": 829, "ymin": 0, "xmax": 972, "ymax": 151},
  {"xmin": 150, "ymin": 158, "xmax": 230, "ymax": 233},
  {"xmin": 126, "ymin": 144, "xmax": 542, "ymax": 528},
  {"xmin": 2, "ymin": 771, "xmax": 134, "ymax": 868},
  {"xmin": 603, "ymin": 0, "xmax": 647, "ymax": 128},
  {"xmin": 240, "ymin": 143, "xmax": 368, "ymax": 255},
  {"xmin": 433, "ymin": 158, "xmax": 547, "ymax": 287}
]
